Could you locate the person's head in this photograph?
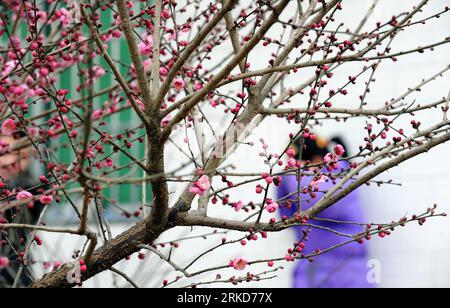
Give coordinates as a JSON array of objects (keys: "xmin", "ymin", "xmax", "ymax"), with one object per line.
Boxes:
[
  {"xmin": 297, "ymin": 135, "xmax": 329, "ymax": 164},
  {"xmin": 296, "ymin": 135, "xmax": 349, "ymax": 164},
  {"xmin": 0, "ymin": 131, "xmax": 32, "ymax": 182}
]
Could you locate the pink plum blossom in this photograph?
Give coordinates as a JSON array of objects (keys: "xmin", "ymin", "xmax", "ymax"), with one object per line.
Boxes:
[
  {"xmin": 91, "ymin": 110, "xmax": 103, "ymax": 121},
  {"xmin": 17, "ymin": 191, "xmax": 33, "ymax": 201},
  {"xmin": 93, "ymin": 66, "xmax": 106, "ymax": 79},
  {"xmin": 265, "ymin": 202, "xmax": 279, "ymax": 213},
  {"xmin": 265, "ymin": 176, "xmax": 274, "ymax": 184},
  {"xmin": 334, "ymin": 144, "xmax": 345, "ymax": 156},
  {"xmin": 230, "ymin": 257, "xmax": 248, "ymax": 271},
  {"xmin": 287, "ymin": 158, "xmax": 297, "ymax": 168},
  {"xmin": 324, "ymin": 153, "xmax": 334, "ymax": 164},
  {"xmin": 39, "ymin": 195, "xmax": 54, "ymax": 205},
  {"xmin": 138, "ymin": 37, "xmax": 153, "ymax": 56},
  {"xmin": 104, "ymin": 158, "xmax": 114, "ymax": 168},
  {"xmin": 1, "ymin": 119, "xmax": 16, "ymax": 136},
  {"xmin": 0, "ymin": 257, "xmax": 10, "ymax": 270},
  {"xmin": 173, "ymin": 78, "xmax": 186, "ymax": 92},
  {"xmin": 233, "ymin": 201, "xmax": 245, "ymax": 212},
  {"xmin": 189, "ymin": 175, "xmax": 211, "ymax": 196}
]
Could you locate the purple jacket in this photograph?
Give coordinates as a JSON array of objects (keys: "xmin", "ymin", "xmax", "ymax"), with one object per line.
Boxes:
[{"xmin": 277, "ymin": 161, "xmax": 372, "ymax": 288}]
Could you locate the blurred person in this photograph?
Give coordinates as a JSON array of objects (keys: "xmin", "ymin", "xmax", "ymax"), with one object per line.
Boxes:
[
  {"xmin": 277, "ymin": 135, "xmax": 372, "ymax": 288},
  {"xmin": 0, "ymin": 131, "xmax": 43, "ymax": 288}
]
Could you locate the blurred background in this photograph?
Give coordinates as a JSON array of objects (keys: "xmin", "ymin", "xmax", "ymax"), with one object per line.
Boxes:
[{"xmin": 16, "ymin": 0, "xmax": 450, "ymax": 288}]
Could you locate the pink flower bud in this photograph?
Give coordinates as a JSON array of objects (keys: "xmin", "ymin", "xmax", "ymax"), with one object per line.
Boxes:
[
  {"xmin": 286, "ymin": 148, "xmax": 296, "ymax": 158},
  {"xmin": 255, "ymin": 185, "xmax": 263, "ymax": 194},
  {"xmin": 39, "ymin": 68, "xmax": 49, "ymax": 78}
]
